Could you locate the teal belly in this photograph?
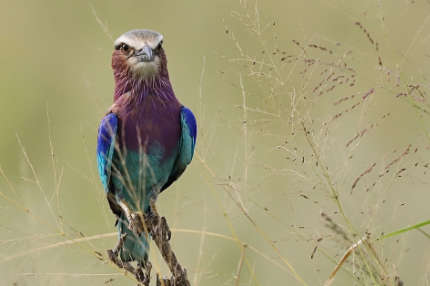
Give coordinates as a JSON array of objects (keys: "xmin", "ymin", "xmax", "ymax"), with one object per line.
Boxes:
[{"xmin": 111, "ymin": 142, "xmax": 177, "ymax": 212}]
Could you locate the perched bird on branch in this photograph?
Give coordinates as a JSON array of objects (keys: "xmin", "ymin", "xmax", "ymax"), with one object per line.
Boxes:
[{"xmin": 96, "ymin": 29, "xmax": 197, "ymax": 265}]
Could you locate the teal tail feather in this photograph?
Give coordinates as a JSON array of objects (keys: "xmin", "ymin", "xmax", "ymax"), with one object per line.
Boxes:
[{"xmin": 117, "ymin": 215, "xmax": 149, "ymax": 264}]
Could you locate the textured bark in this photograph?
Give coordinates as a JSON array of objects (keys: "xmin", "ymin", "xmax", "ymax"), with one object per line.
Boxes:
[{"xmin": 107, "ymin": 199, "xmax": 190, "ymax": 286}]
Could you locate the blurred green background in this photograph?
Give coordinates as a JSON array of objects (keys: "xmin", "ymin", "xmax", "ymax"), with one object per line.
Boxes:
[{"xmin": 1, "ymin": 0, "xmax": 430, "ymax": 285}]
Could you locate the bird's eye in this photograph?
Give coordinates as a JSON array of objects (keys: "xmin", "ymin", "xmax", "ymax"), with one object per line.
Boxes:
[
  {"xmin": 116, "ymin": 43, "xmax": 130, "ymax": 52},
  {"xmin": 155, "ymin": 41, "xmax": 163, "ymax": 50}
]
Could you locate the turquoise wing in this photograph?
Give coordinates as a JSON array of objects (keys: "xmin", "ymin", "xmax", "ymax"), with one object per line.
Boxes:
[
  {"xmin": 97, "ymin": 113, "xmax": 118, "ymax": 193},
  {"xmin": 178, "ymin": 106, "xmax": 197, "ymax": 163},
  {"xmin": 161, "ymin": 106, "xmax": 197, "ymax": 191}
]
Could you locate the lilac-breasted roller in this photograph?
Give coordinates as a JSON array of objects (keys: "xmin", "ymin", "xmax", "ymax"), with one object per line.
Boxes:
[{"xmin": 96, "ymin": 29, "xmax": 197, "ymax": 264}]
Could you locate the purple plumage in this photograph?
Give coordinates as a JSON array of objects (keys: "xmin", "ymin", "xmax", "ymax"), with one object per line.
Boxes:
[{"xmin": 112, "ymin": 83, "xmax": 182, "ymax": 157}]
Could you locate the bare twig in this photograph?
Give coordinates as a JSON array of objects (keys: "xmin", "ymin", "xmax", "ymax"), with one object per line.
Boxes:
[
  {"xmin": 146, "ymin": 200, "xmax": 191, "ymax": 286},
  {"xmin": 107, "ymin": 198, "xmax": 191, "ymax": 286}
]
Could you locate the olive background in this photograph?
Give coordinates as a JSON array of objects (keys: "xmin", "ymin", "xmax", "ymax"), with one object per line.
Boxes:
[{"xmin": 1, "ymin": 1, "xmax": 430, "ymax": 285}]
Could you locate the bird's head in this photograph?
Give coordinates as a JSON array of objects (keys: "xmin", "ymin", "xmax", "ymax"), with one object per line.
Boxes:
[{"xmin": 112, "ymin": 29, "xmax": 167, "ymax": 81}]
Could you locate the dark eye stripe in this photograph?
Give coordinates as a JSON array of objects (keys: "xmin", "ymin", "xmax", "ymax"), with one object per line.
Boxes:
[
  {"xmin": 154, "ymin": 41, "xmax": 163, "ymax": 52},
  {"xmin": 115, "ymin": 43, "xmax": 129, "ymax": 52}
]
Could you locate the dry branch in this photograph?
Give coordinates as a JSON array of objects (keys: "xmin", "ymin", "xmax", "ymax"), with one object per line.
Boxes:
[
  {"xmin": 146, "ymin": 200, "xmax": 191, "ymax": 286},
  {"xmin": 108, "ymin": 199, "xmax": 190, "ymax": 286}
]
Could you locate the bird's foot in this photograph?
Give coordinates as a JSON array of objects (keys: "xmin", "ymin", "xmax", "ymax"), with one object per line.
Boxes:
[
  {"xmin": 127, "ymin": 212, "xmax": 145, "ymax": 236},
  {"xmin": 147, "ymin": 201, "xmax": 171, "ymax": 242},
  {"xmin": 118, "ymin": 200, "xmax": 145, "ymax": 236}
]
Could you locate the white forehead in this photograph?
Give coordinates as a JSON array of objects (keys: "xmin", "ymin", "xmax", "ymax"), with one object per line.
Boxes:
[{"xmin": 114, "ymin": 29, "xmax": 164, "ymax": 50}]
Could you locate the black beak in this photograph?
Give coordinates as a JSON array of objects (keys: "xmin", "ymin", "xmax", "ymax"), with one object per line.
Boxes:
[{"xmin": 135, "ymin": 45, "xmax": 153, "ymax": 62}]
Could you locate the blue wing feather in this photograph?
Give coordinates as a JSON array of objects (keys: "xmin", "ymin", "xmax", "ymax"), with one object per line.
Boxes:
[
  {"xmin": 97, "ymin": 113, "xmax": 118, "ymax": 192},
  {"xmin": 161, "ymin": 106, "xmax": 197, "ymax": 191},
  {"xmin": 180, "ymin": 106, "xmax": 197, "ymax": 161}
]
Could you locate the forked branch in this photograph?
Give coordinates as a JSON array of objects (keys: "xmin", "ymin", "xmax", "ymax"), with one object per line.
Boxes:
[{"xmin": 107, "ymin": 199, "xmax": 190, "ymax": 286}]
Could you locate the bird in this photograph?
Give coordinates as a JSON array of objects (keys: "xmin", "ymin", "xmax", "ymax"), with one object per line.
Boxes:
[{"xmin": 96, "ymin": 29, "xmax": 197, "ymax": 266}]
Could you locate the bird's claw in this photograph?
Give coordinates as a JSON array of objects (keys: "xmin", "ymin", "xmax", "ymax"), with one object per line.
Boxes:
[
  {"xmin": 128, "ymin": 212, "xmax": 145, "ymax": 236},
  {"xmin": 147, "ymin": 203, "xmax": 171, "ymax": 242}
]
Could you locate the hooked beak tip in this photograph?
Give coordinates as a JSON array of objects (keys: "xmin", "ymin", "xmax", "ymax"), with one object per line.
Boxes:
[{"xmin": 134, "ymin": 46, "xmax": 153, "ymax": 62}]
